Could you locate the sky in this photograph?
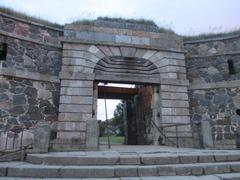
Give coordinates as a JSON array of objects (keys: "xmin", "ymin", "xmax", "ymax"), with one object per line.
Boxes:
[
  {"xmin": 0, "ymin": 0, "xmax": 239, "ymax": 35},
  {"xmin": 0, "ymin": 0, "xmax": 239, "ymax": 120}
]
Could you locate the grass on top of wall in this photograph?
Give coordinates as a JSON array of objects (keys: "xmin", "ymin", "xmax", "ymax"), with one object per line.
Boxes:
[
  {"xmin": 71, "ymin": 17, "xmax": 176, "ymax": 34},
  {"xmin": 0, "ymin": 6, "xmax": 63, "ymax": 29},
  {"xmin": 183, "ymin": 29, "xmax": 240, "ymax": 41}
]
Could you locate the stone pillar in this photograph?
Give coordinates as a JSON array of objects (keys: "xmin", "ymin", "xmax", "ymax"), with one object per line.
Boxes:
[
  {"xmin": 158, "ymin": 83, "xmax": 192, "ymax": 147},
  {"xmin": 32, "ymin": 121, "xmax": 51, "ymax": 153},
  {"xmin": 54, "ymin": 76, "xmax": 94, "ymax": 151},
  {"xmin": 86, "ymin": 118, "xmax": 99, "ymax": 150},
  {"xmin": 201, "ymin": 120, "xmax": 214, "ymax": 148}
]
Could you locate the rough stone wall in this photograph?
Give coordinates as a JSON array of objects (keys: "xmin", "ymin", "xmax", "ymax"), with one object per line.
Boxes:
[
  {"xmin": 0, "ymin": 34, "xmax": 61, "ymax": 76},
  {"xmin": 0, "ymin": 76, "xmax": 60, "ymax": 130},
  {"xmin": 0, "ymin": 13, "xmax": 62, "ymax": 45},
  {"xmin": 185, "ymin": 35, "xmax": 240, "ymax": 148},
  {"xmin": 0, "ymin": 12, "xmax": 63, "ymax": 150}
]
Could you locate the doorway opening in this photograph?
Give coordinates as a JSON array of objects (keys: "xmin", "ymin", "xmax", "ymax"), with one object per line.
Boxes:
[{"xmin": 97, "ymin": 82, "xmax": 154, "ymax": 146}]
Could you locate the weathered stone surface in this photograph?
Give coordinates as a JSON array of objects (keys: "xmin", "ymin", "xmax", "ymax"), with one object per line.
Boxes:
[
  {"xmin": 141, "ymin": 155, "xmax": 179, "ymax": 165},
  {"xmin": 119, "ymin": 155, "xmax": 140, "ymax": 165},
  {"xmin": 115, "ymin": 166, "xmax": 138, "ymax": 177},
  {"xmin": 138, "ymin": 166, "xmax": 157, "ymax": 176},
  {"xmin": 61, "ymin": 166, "xmax": 115, "ymax": 178},
  {"xmin": 201, "ymin": 121, "xmax": 214, "ymax": 148},
  {"xmin": 86, "ymin": 119, "xmax": 99, "ymax": 150},
  {"xmin": 33, "ymin": 121, "xmax": 51, "ymax": 153}
]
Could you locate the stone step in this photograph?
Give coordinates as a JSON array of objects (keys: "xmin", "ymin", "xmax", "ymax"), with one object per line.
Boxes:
[
  {"xmin": 1, "ymin": 173, "xmax": 240, "ymax": 180},
  {"xmin": 26, "ymin": 151, "xmax": 240, "ymax": 166},
  {"xmin": 1, "ymin": 161, "xmax": 240, "ymax": 178}
]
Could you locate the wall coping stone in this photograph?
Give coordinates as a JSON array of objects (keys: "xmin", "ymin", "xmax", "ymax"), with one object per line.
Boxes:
[
  {"xmin": 189, "ymin": 80, "xmax": 240, "ymax": 90},
  {"xmin": 61, "ymin": 39, "xmax": 185, "ymax": 54},
  {"xmin": 0, "ymin": 66, "xmax": 60, "ymax": 83},
  {"xmin": 184, "ymin": 34, "xmax": 240, "ymax": 44},
  {"xmin": 0, "ymin": 12, "xmax": 63, "ymax": 32},
  {"xmin": 65, "ymin": 24, "xmax": 179, "ymax": 39},
  {"xmin": 64, "ymin": 25, "xmax": 183, "ymax": 51},
  {"xmin": 186, "ymin": 51, "xmax": 240, "ymax": 59},
  {"xmin": 0, "ymin": 29, "xmax": 62, "ymax": 49}
]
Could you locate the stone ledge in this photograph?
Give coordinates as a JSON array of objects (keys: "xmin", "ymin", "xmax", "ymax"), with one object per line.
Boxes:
[
  {"xmin": 186, "ymin": 50, "xmax": 240, "ymax": 59},
  {"xmin": 65, "ymin": 24, "xmax": 179, "ymax": 39},
  {"xmin": 0, "ymin": 29, "xmax": 62, "ymax": 49},
  {"xmin": 0, "ymin": 67, "xmax": 60, "ymax": 83},
  {"xmin": 61, "ymin": 39, "xmax": 185, "ymax": 53},
  {"xmin": 189, "ymin": 80, "xmax": 240, "ymax": 90},
  {"xmin": 0, "ymin": 12, "xmax": 63, "ymax": 32}
]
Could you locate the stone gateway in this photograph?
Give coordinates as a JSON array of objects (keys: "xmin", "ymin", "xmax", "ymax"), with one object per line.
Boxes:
[{"xmin": 0, "ymin": 9, "xmax": 240, "ymax": 151}]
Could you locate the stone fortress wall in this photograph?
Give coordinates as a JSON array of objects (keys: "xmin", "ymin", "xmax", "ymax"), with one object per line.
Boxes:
[
  {"xmin": 0, "ymin": 11, "xmax": 63, "ymax": 148},
  {"xmin": 0, "ymin": 8, "xmax": 240, "ymax": 149},
  {"xmin": 185, "ymin": 34, "xmax": 240, "ymax": 148}
]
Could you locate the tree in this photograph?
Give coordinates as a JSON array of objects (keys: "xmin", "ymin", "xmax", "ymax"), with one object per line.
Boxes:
[{"xmin": 112, "ymin": 101, "xmax": 124, "ymax": 136}]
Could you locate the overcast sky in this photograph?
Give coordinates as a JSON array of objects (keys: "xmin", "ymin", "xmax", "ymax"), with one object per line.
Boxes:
[
  {"xmin": 1, "ymin": 0, "xmax": 239, "ymax": 120},
  {"xmin": 1, "ymin": 0, "xmax": 239, "ymax": 35}
]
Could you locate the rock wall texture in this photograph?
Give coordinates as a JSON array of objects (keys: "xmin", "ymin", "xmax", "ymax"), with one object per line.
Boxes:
[
  {"xmin": 0, "ymin": 76, "xmax": 60, "ymax": 130},
  {"xmin": 185, "ymin": 35, "xmax": 240, "ymax": 148},
  {"xmin": 0, "ymin": 34, "xmax": 62, "ymax": 76},
  {"xmin": 0, "ymin": 12, "xmax": 62, "ymax": 143}
]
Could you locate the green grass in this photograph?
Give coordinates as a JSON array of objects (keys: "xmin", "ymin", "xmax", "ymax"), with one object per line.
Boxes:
[
  {"xmin": 100, "ymin": 136, "xmax": 124, "ymax": 144},
  {"xmin": 0, "ymin": 6, "xmax": 63, "ymax": 29},
  {"xmin": 183, "ymin": 29, "xmax": 240, "ymax": 41}
]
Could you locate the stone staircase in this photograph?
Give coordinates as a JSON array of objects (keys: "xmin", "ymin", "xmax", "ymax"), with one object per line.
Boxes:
[{"xmin": 1, "ymin": 148, "xmax": 240, "ymax": 179}]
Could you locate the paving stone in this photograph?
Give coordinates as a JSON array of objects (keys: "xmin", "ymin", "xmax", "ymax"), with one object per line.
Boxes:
[
  {"xmin": 141, "ymin": 155, "xmax": 179, "ymax": 165},
  {"xmin": 119, "ymin": 155, "xmax": 140, "ymax": 165},
  {"xmin": 61, "ymin": 166, "xmax": 114, "ymax": 178},
  {"xmin": 0, "ymin": 166, "xmax": 7, "ymax": 176},
  {"xmin": 115, "ymin": 166, "xmax": 138, "ymax": 177},
  {"xmin": 216, "ymin": 173, "xmax": 240, "ymax": 180},
  {"xmin": 204, "ymin": 164, "xmax": 230, "ymax": 175},
  {"xmin": 138, "ymin": 166, "xmax": 157, "ymax": 176},
  {"xmin": 230, "ymin": 163, "xmax": 240, "ymax": 172},
  {"xmin": 191, "ymin": 165, "xmax": 204, "ymax": 175},
  {"xmin": 157, "ymin": 166, "xmax": 176, "ymax": 176},
  {"xmin": 199, "ymin": 155, "xmax": 215, "ymax": 163},
  {"xmin": 179, "ymin": 155, "xmax": 198, "ymax": 163},
  {"xmin": 175, "ymin": 165, "xmax": 192, "ymax": 175},
  {"xmin": 8, "ymin": 164, "xmax": 61, "ymax": 178},
  {"xmin": 198, "ymin": 175, "xmax": 220, "ymax": 180},
  {"xmin": 120, "ymin": 177, "xmax": 140, "ymax": 180}
]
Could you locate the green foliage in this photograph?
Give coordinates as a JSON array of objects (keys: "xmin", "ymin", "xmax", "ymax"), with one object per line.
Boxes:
[
  {"xmin": 97, "ymin": 16, "xmax": 157, "ymax": 26},
  {"xmin": 112, "ymin": 101, "xmax": 124, "ymax": 136},
  {"xmin": 71, "ymin": 19, "xmax": 95, "ymax": 25},
  {"xmin": 183, "ymin": 29, "xmax": 240, "ymax": 41},
  {"xmin": 158, "ymin": 27, "xmax": 175, "ymax": 34},
  {"xmin": 0, "ymin": 6, "xmax": 63, "ymax": 29},
  {"xmin": 98, "ymin": 120, "xmax": 107, "ymax": 137}
]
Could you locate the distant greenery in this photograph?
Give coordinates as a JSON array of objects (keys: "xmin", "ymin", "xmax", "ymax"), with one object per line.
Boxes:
[
  {"xmin": 183, "ymin": 29, "xmax": 240, "ymax": 41},
  {"xmin": 98, "ymin": 16, "xmax": 157, "ymax": 26},
  {"xmin": 0, "ymin": 6, "xmax": 63, "ymax": 29},
  {"xmin": 71, "ymin": 16, "xmax": 176, "ymax": 34},
  {"xmin": 100, "ymin": 135, "xmax": 124, "ymax": 144},
  {"xmin": 71, "ymin": 19, "xmax": 95, "ymax": 25}
]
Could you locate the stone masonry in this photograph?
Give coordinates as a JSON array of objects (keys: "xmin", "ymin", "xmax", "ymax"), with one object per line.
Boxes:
[{"xmin": 0, "ymin": 9, "xmax": 240, "ymax": 151}]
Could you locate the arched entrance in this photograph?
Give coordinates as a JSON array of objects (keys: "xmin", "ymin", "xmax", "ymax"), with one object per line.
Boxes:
[{"xmin": 53, "ymin": 24, "xmax": 192, "ymax": 150}]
